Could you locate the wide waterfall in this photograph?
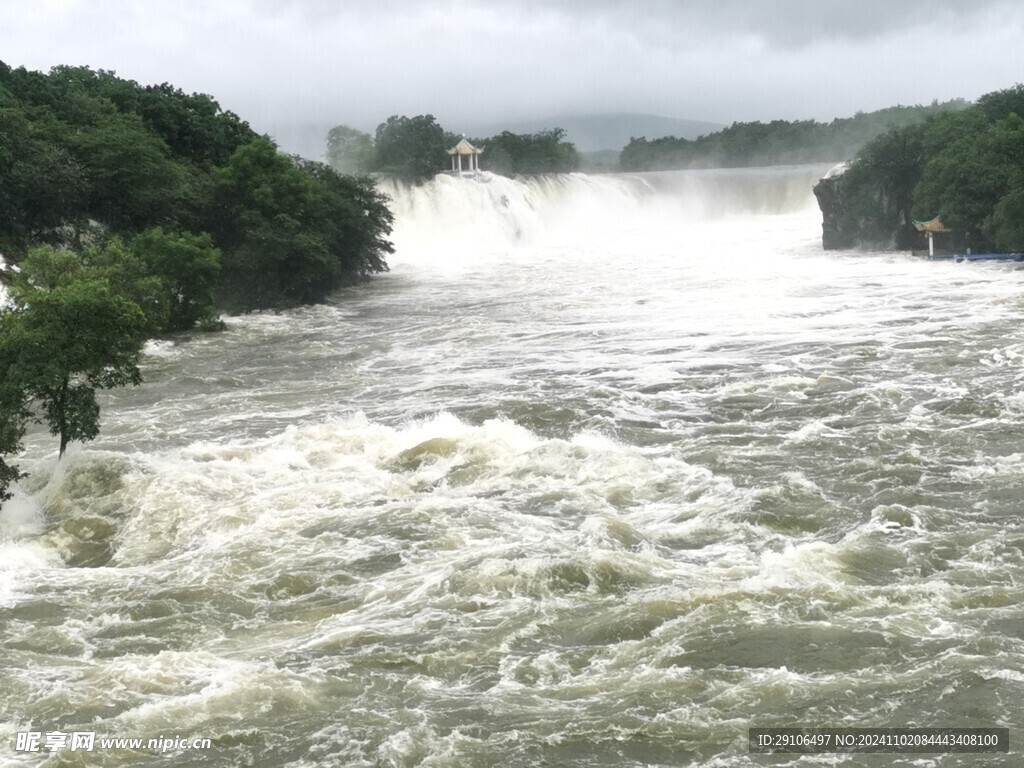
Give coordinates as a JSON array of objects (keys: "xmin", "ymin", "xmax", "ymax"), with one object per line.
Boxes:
[
  {"xmin": 381, "ymin": 167, "xmax": 824, "ymax": 255},
  {"xmin": 2, "ymin": 166, "xmax": 1021, "ymax": 767}
]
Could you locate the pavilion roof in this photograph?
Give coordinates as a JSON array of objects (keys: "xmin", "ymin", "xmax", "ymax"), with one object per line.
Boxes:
[
  {"xmin": 448, "ymin": 138, "xmax": 483, "ymax": 155},
  {"xmin": 914, "ymin": 216, "xmax": 952, "ymax": 233}
]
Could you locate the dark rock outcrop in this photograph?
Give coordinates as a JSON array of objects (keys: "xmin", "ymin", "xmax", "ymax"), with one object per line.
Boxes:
[{"xmin": 812, "ymin": 164, "xmax": 853, "ymax": 250}]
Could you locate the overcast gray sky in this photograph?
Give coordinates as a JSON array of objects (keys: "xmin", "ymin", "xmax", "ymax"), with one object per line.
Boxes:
[{"xmin": 3, "ymin": 0, "xmax": 1023, "ymax": 141}]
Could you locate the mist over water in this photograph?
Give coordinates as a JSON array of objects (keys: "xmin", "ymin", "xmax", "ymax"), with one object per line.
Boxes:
[{"xmin": 3, "ymin": 167, "xmax": 1023, "ymax": 766}]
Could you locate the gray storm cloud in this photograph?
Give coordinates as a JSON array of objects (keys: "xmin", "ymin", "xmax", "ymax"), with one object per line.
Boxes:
[
  {"xmin": 2, "ymin": 0, "xmax": 1023, "ymax": 144},
  {"xmin": 520, "ymin": 0, "xmax": 1022, "ymax": 46}
]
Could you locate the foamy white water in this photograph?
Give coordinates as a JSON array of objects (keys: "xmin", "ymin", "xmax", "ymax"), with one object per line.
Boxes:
[
  {"xmin": 2, "ymin": 167, "xmax": 1022, "ymax": 767},
  {"xmin": 0, "ymin": 255, "xmax": 12, "ymax": 309}
]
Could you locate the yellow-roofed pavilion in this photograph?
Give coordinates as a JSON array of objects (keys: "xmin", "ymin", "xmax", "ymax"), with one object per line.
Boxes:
[
  {"xmin": 914, "ymin": 216, "xmax": 952, "ymax": 256},
  {"xmin": 448, "ymin": 138, "xmax": 483, "ymax": 176}
]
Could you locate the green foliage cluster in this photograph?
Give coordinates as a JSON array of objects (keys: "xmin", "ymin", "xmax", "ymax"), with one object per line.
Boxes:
[
  {"xmin": 619, "ymin": 101, "xmax": 968, "ymax": 172},
  {"xmin": 0, "ymin": 61, "xmax": 395, "ymax": 501},
  {"xmin": 0, "ymin": 62, "xmax": 251, "ymax": 252},
  {"xmin": 2, "ymin": 246, "xmax": 149, "ymax": 459},
  {"xmin": 326, "ymin": 124, "xmax": 375, "ymax": 175},
  {"xmin": 473, "ymin": 128, "xmax": 580, "ymax": 175},
  {"xmin": 831, "ymin": 85, "xmax": 1024, "ymax": 251},
  {"xmin": 373, "ymin": 115, "xmax": 449, "ymax": 183},
  {"xmin": 0, "ymin": 61, "xmax": 393, "ymax": 302},
  {"xmin": 210, "ymin": 139, "xmax": 392, "ymax": 309},
  {"xmin": 325, "ymin": 117, "xmax": 580, "ymax": 181},
  {"xmin": 326, "ymin": 115, "xmax": 451, "ymax": 183}
]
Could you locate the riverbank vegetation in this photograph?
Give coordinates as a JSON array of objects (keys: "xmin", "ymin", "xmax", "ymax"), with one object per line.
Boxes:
[
  {"xmin": 816, "ymin": 84, "xmax": 1024, "ymax": 252},
  {"xmin": 619, "ymin": 100, "xmax": 967, "ymax": 171},
  {"xmin": 0, "ymin": 61, "xmax": 394, "ymax": 497},
  {"xmin": 327, "ymin": 117, "xmax": 580, "ymax": 182}
]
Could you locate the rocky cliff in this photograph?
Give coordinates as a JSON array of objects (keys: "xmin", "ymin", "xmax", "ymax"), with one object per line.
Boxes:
[{"xmin": 812, "ymin": 164, "xmax": 853, "ymax": 250}]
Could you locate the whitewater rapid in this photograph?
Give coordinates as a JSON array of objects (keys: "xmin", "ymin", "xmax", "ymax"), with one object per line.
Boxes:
[{"xmin": 2, "ymin": 167, "xmax": 1022, "ymax": 767}]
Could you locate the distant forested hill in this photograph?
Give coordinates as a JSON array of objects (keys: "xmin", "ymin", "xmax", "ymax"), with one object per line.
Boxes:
[
  {"xmin": 619, "ymin": 101, "xmax": 969, "ymax": 171},
  {"xmin": 265, "ymin": 113, "xmax": 722, "ymax": 161},
  {"xmin": 325, "ymin": 116, "xmax": 582, "ymax": 180},
  {"xmin": 459, "ymin": 113, "xmax": 723, "ymax": 153}
]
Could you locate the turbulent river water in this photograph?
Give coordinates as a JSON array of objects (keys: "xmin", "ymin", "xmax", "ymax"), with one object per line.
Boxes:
[{"xmin": 2, "ymin": 166, "xmax": 1023, "ymax": 767}]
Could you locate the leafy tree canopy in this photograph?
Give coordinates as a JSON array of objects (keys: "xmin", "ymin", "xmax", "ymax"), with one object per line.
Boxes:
[
  {"xmin": 3, "ymin": 245, "xmax": 149, "ymax": 457},
  {"xmin": 475, "ymin": 128, "xmax": 580, "ymax": 175},
  {"xmin": 822, "ymin": 83, "xmax": 1024, "ymax": 252},
  {"xmin": 212, "ymin": 139, "xmax": 391, "ymax": 308},
  {"xmin": 132, "ymin": 228, "xmax": 221, "ymax": 331},
  {"xmin": 374, "ymin": 114, "xmax": 447, "ymax": 183},
  {"xmin": 836, "ymin": 124, "xmax": 926, "ymax": 249},
  {"xmin": 326, "ymin": 124, "xmax": 374, "ymax": 175}
]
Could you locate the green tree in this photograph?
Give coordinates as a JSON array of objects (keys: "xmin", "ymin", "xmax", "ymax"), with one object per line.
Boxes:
[
  {"xmin": 71, "ymin": 110, "xmax": 188, "ymax": 232},
  {"xmin": 838, "ymin": 124, "xmax": 926, "ymax": 248},
  {"xmin": 976, "ymin": 84, "xmax": 1024, "ymax": 123},
  {"xmin": 326, "ymin": 124, "xmax": 374, "ymax": 175},
  {"xmin": 481, "ymin": 128, "xmax": 580, "ymax": 175},
  {"xmin": 84, "ymin": 238, "xmax": 171, "ymax": 334},
  {"xmin": 13, "ymin": 64, "xmax": 258, "ymax": 168},
  {"xmin": 0, "ymin": 427, "xmax": 24, "ymax": 503},
  {"xmin": 19, "ymin": 240, "xmax": 170, "ymax": 334},
  {"xmin": 212, "ymin": 139, "xmax": 391, "ymax": 309},
  {"xmin": 293, "ymin": 159, "xmax": 394, "ymax": 279},
  {"xmin": 132, "ymin": 227, "xmax": 221, "ymax": 331},
  {"xmin": 212, "ymin": 139, "xmax": 329, "ymax": 307},
  {"xmin": 918, "ymin": 108, "xmax": 990, "ymax": 158},
  {"xmin": 913, "ymin": 113, "xmax": 1024, "ymax": 247},
  {"xmin": 373, "ymin": 114, "xmax": 447, "ymax": 183},
  {"xmin": 990, "ymin": 187, "xmax": 1024, "ymax": 252},
  {"xmin": 912, "ymin": 136, "xmax": 1008, "ymax": 238},
  {"xmin": 0, "ymin": 62, "xmax": 230, "ymax": 243},
  {"xmin": 108, "ymin": 80, "xmax": 258, "ymax": 168},
  {"xmin": 0, "ymin": 103, "xmax": 86, "ymax": 256},
  {"xmin": 4, "ymin": 247, "xmax": 148, "ymax": 457},
  {"xmin": 482, "ymin": 142, "xmax": 514, "ymax": 176}
]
